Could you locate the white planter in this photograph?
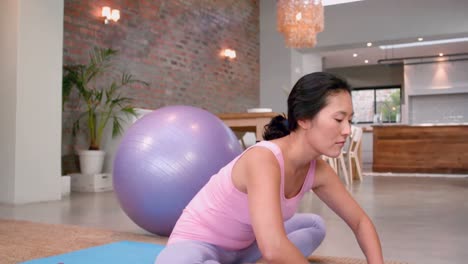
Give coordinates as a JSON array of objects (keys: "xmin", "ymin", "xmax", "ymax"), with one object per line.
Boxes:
[
  {"xmin": 78, "ymin": 150, "xmax": 106, "ymax": 175},
  {"xmin": 70, "ymin": 173, "xmax": 113, "ymax": 192}
]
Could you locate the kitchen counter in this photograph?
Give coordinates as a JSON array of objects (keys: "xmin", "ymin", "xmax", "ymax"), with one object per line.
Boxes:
[{"xmin": 372, "ymin": 124, "xmax": 468, "ymax": 173}]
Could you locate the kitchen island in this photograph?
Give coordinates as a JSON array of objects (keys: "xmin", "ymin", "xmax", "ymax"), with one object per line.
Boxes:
[{"xmin": 373, "ymin": 124, "xmax": 468, "ymax": 173}]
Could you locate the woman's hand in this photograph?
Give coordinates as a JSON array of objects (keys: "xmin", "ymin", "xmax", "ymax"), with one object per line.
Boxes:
[{"xmin": 312, "ymin": 159, "xmax": 384, "ymax": 264}]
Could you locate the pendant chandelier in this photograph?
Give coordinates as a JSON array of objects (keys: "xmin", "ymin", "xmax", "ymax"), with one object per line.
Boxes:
[{"xmin": 277, "ymin": 0, "xmax": 324, "ymax": 48}]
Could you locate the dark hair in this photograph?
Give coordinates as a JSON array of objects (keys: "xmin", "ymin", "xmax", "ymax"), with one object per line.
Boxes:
[
  {"xmin": 263, "ymin": 114, "xmax": 289, "ymax": 140},
  {"xmin": 263, "ymin": 72, "xmax": 351, "ymax": 140}
]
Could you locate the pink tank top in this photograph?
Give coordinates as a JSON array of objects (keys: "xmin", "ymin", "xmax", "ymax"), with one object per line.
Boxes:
[{"xmin": 168, "ymin": 141, "xmax": 316, "ymax": 250}]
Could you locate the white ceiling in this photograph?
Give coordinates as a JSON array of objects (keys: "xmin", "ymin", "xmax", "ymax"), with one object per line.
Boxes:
[
  {"xmin": 320, "ymin": 39, "xmax": 468, "ymax": 69},
  {"xmin": 300, "ymin": 0, "xmax": 468, "ymax": 69}
]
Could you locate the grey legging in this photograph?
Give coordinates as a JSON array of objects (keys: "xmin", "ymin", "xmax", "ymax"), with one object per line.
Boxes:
[{"xmin": 154, "ymin": 213, "xmax": 326, "ymax": 264}]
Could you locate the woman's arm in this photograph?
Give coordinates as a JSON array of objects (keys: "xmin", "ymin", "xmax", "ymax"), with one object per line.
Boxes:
[
  {"xmin": 312, "ymin": 159, "xmax": 384, "ymax": 264},
  {"xmin": 239, "ymin": 148, "xmax": 309, "ymax": 264}
]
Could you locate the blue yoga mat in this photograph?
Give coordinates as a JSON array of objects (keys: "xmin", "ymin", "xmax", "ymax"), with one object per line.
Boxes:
[{"xmin": 21, "ymin": 241, "xmax": 165, "ymax": 264}]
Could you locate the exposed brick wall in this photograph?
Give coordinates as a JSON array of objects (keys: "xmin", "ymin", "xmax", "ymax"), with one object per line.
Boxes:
[{"xmin": 62, "ymin": 0, "xmax": 259, "ymax": 168}]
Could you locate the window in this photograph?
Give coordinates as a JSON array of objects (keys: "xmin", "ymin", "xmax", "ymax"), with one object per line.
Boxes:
[{"xmin": 351, "ymin": 86, "xmax": 401, "ymax": 124}]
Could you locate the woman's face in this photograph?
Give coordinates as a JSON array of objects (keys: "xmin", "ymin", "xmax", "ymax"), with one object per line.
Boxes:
[{"xmin": 300, "ymin": 91, "xmax": 354, "ymax": 158}]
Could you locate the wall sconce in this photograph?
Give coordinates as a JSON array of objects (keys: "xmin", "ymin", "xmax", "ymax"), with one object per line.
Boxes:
[
  {"xmin": 221, "ymin": 49, "xmax": 236, "ymax": 59},
  {"xmin": 102, "ymin": 6, "xmax": 120, "ymax": 24}
]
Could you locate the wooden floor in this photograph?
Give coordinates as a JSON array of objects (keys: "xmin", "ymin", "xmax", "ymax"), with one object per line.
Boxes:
[{"xmin": 1, "ymin": 175, "xmax": 467, "ymax": 264}]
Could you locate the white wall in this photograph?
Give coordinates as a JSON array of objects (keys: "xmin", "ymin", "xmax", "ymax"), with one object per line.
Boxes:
[
  {"xmin": 302, "ymin": 53, "xmax": 323, "ymax": 75},
  {"xmin": 259, "ymin": 0, "xmax": 291, "ymax": 114},
  {"xmin": 0, "ymin": 0, "xmax": 18, "ymax": 203},
  {"xmin": 327, "ymin": 64, "xmax": 404, "ymax": 88},
  {"xmin": 0, "ymin": 0, "xmax": 64, "ymax": 204},
  {"xmin": 404, "ymin": 60, "xmax": 468, "ymax": 95},
  {"xmin": 404, "ymin": 59, "xmax": 468, "ymax": 124},
  {"xmin": 410, "ymin": 94, "xmax": 468, "ymax": 124},
  {"xmin": 291, "ymin": 51, "xmax": 323, "ymax": 87},
  {"xmin": 260, "ymin": 1, "xmax": 323, "ymax": 115}
]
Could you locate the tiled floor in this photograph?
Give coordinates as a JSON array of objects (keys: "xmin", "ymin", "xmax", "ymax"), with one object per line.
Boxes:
[{"xmin": 1, "ymin": 175, "xmax": 467, "ymax": 264}]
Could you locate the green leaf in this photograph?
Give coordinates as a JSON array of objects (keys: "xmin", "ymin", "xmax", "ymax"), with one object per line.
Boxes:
[{"xmin": 62, "ymin": 46, "xmax": 149, "ymax": 150}]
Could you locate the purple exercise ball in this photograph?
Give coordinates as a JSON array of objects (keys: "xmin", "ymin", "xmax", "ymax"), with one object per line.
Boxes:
[{"xmin": 113, "ymin": 105, "xmax": 242, "ymax": 236}]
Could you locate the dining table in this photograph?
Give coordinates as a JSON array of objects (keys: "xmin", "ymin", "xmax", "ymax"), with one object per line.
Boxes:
[{"xmin": 217, "ymin": 112, "xmax": 279, "ymax": 142}]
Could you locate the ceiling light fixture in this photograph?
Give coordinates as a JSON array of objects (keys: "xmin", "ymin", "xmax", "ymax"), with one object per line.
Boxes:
[
  {"xmin": 276, "ymin": 0, "xmax": 363, "ymax": 48},
  {"xmin": 418, "ymin": 37, "xmax": 423, "ymax": 41},
  {"xmin": 379, "ymin": 37, "xmax": 468, "ymax": 50},
  {"xmin": 439, "ymin": 53, "xmax": 444, "ymax": 57},
  {"xmin": 364, "ymin": 60, "xmax": 369, "ymax": 63},
  {"xmin": 366, "ymin": 42, "xmax": 372, "ymax": 47},
  {"xmin": 353, "ymin": 53, "xmax": 358, "ymax": 57},
  {"xmin": 277, "ymin": 0, "xmax": 324, "ymax": 48}
]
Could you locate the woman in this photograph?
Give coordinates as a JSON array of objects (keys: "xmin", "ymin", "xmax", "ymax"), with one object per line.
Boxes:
[{"xmin": 155, "ymin": 72, "xmax": 384, "ymax": 264}]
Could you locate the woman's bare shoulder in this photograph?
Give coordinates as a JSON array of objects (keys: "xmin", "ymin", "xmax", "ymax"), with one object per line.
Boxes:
[
  {"xmin": 232, "ymin": 145, "xmax": 281, "ymax": 193},
  {"xmin": 239, "ymin": 145, "xmax": 278, "ymax": 165},
  {"xmin": 312, "ymin": 158, "xmax": 339, "ymax": 189}
]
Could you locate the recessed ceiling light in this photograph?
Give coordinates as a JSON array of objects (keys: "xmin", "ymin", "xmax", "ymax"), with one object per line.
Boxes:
[
  {"xmin": 418, "ymin": 37, "xmax": 424, "ymax": 41},
  {"xmin": 439, "ymin": 53, "xmax": 444, "ymax": 57},
  {"xmin": 353, "ymin": 53, "xmax": 358, "ymax": 57},
  {"xmin": 379, "ymin": 37, "xmax": 468, "ymax": 49},
  {"xmin": 364, "ymin": 60, "xmax": 369, "ymax": 63},
  {"xmin": 367, "ymin": 42, "xmax": 372, "ymax": 47}
]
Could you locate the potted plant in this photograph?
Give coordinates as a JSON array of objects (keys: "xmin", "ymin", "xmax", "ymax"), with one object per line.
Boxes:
[{"xmin": 63, "ymin": 47, "xmax": 148, "ymax": 175}]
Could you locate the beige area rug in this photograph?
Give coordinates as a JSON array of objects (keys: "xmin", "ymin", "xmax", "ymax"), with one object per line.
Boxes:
[{"xmin": 0, "ymin": 219, "xmax": 407, "ymax": 264}]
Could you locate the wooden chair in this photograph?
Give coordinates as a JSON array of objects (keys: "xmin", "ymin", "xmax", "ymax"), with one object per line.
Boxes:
[
  {"xmin": 322, "ymin": 155, "xmax": 337, "ymax": 172},
  {"xmin": 322, "ymin": 155, "xmax": 349, "ymax": 185},
  {"xmin": 344, "ymin": 126, "xmax": 363, "ymax": 183},
  {"xmin": 234, "ymin": 131, "xmax": 248, "ymax": 149}
]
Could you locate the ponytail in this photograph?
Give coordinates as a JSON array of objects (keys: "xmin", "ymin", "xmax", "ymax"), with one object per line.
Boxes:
[{"xmin": 263, "ymin": 114, "xmax": 290, "ymax": 140}]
